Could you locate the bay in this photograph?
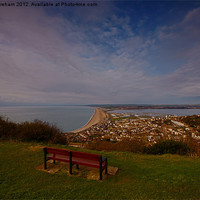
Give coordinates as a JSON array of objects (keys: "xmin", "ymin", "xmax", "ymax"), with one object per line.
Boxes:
[
  {"xmin": 109, "ymin": 109, "xmax": 200, "ymax": 117},
  {"xmin": 0, "ymin": 106, "xmax": 94, "ymax": 132}
]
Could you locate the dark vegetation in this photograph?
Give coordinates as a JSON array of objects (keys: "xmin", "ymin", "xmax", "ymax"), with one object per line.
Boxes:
[
  {"xmin": 87, "ymin": 138, "xmax": 145, "ymax": 153},
  {"xmin": 187, "ymin": 137, "xmax": 200, "ymax": 156},
  {"xmin": 0, "ymin": 116, "xmax": 67, "ymax": 144},
  {"xmin": 87, "ymin": 138, "xmax": 192, "ymax": 156},
  {"xmin": 143, "ymin": 140, "xmax": 190, "ymax": 155}
]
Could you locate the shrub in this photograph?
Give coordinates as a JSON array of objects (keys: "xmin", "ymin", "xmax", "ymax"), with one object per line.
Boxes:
[
  {"xmin": 87, "ymin": 138, "xmax": 146, "ymax": 153},
  {"xmin": 0, "ymin": 116, "xmax": 67, "ymax": 144},
  {"xmin": 115, "ymin": 138, "xmax": 146, "ymax": 152},
  {"xmin": 186, "ymin": 136, "xmax": 200, "ymax": 156},
  {"xmin": 143, "ymin": 140, "xmax": 190, "ymax": 155},
  {"xmin": 87, "ymin": 141, "xmax": 116, "ymax": 151},
  {"xmin": 0, "ymin": 116, "xmax": 18, "ymax": 139}
]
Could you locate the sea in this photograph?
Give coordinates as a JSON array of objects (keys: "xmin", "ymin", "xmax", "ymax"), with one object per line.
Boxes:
[
  {"xmin": 0, "ymin": 106, "xmax": 94, "ymax": 132},
  {"xmin": 109, "ymin": 109, "xmax": 200, "ymax": 117}
]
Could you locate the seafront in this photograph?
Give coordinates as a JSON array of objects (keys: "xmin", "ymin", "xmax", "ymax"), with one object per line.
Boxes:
[{"xmin": 72, "ymin": 107, "xmax": 107, "ymax": 133}]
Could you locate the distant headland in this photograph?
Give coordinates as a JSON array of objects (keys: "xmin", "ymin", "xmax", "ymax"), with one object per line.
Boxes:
[{"xmin": 88, "ymin": 104, "xmax": 200, "ymax": 110}]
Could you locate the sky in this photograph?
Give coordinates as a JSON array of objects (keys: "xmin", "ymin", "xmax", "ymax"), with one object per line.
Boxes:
[{"xmin": 0, "ymin": 0, "xmax": 200, "ymax": 105}]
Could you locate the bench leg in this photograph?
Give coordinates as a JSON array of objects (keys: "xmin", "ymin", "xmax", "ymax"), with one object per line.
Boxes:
[
  {"xmin": 53, "ymin": 154, "xmax": 55, "ymax": 164},
  {"xmin": 69, "ymin": 151, "xmax": 72, "ymax": 174},
  {"xmin": 44, "ymin": 160, "xmax": 47, "ymax": 169},
  {"xmin": 99, "ymin": 168, "xmax": 102, "ymax": 180},
  {"xmin": 105, "ymin": 159, "xmax": 108, "ymax": 174},
  {"xmin": 99, "ymin": 156, "xmax": 103, "ymax": 180},
  {"xmin": 69, "ymin": 163, "xmax": 72, "ymax": 174},
  {"xmin": 44, "ymin": 148, "xmax": 47, "ymax": 169},
  {"xmin": 76, "ymin": 164, "xmax": 79, "ymax": 169},
  {"xmin": 105, "ymin": 165, "xmax": 108, "ymax": 174}
]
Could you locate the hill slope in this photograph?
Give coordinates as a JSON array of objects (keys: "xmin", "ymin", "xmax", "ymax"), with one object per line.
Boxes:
[{"xmin": 0, "ymin": 141, "xmax": 200, "ymax": 199}]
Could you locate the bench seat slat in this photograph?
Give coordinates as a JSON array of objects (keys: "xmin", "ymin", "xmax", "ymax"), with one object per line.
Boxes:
[
  {"xmin": 47, "ymin": 154, "xmax": 70, "ymax": 162},
  {"xmin": 72, "ymin": 157, "xmax": 106, "ymax": 169},
  {"xmin": 47, "ymin": 154, "xmax": 106, "ymax": 169},
  {"xmin": 46, "ymin": 147, "xmax": 69, "ymax": 155},
  {"xmin": 71, "ymin": 151, "xmax": 100, "ymax": 161}
]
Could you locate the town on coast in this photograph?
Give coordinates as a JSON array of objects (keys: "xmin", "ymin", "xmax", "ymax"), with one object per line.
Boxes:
[{"xmin": 66, "ymin": 106, "xmax": 200, "ymax": 146}]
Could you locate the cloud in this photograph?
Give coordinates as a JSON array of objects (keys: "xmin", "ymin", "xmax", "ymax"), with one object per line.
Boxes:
[
  {"xmin": 0, "ymin": 5, "xmax": 200, "ymax": 105},
  {"xmin": 150, "ymin": 7, "xmax": 200, "ymax": 100}
]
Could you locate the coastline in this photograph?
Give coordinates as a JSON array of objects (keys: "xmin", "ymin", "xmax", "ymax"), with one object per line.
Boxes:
[{"xmin": 71, "ymin": 107, "xmax": 107, "ymax": 133}]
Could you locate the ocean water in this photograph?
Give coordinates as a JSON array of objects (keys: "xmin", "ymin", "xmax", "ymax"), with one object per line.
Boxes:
[
  {"xmin": 110, "ymin": 109, "xmax": 200, "ymax": 117},
  {"xmin": 0, "ymin": 106, "xmax": 94, "ymax": 132}
]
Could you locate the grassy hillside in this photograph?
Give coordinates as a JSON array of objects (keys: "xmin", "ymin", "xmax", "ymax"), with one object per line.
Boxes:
[{"xmin": 1, "ymin": 141, "xmax": 200, "ymax": 199}]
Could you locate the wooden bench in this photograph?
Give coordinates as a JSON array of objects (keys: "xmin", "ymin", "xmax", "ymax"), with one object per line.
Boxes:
[{"xmin": 43, "ymin": 147, "xmax": 108, "ymax": 180}]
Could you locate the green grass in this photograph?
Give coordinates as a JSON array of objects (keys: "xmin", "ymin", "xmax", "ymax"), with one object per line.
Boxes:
[{"xmin": 1, "ymin": 141, "xmax": 200, "ymax": 199}]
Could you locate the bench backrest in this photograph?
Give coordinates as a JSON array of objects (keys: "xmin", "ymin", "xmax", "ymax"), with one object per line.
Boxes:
[
  {"xmin": 45, "ymin": 147, "xmax": 69, "ymax": 156},
  {"xmin": 71, "ymin": 150, "xmax": 101, "ymax": 161},
  {"xmin": 44, "ymin": 147, "xmax": 101, "ymax": 161}
]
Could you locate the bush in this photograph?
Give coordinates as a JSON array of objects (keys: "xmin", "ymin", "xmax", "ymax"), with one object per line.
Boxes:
[
  {"xmin": 86, "ymin": 138, "xmax": 146, "ymax": 153},
  {"xmin": 143, "ymin": 140, "xmax": 190, "ymax": 155},
  {"xmin": 0, "ymin": 116, "xmax": 18, "ymax": 139},
  {"xmin": 87, "ymin": 141, "xmax": 116, "ymax": 151},
  {"xmin": 186, "ymin": 136, "xmax": 200, "ymax": 156},
  {"xmin": 0, "ymin": 117, "xmax": 67, "ymax": 144},
  {"xmin": 115, "ymin": 138, "xmax": 146, "ymax": 152}
]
